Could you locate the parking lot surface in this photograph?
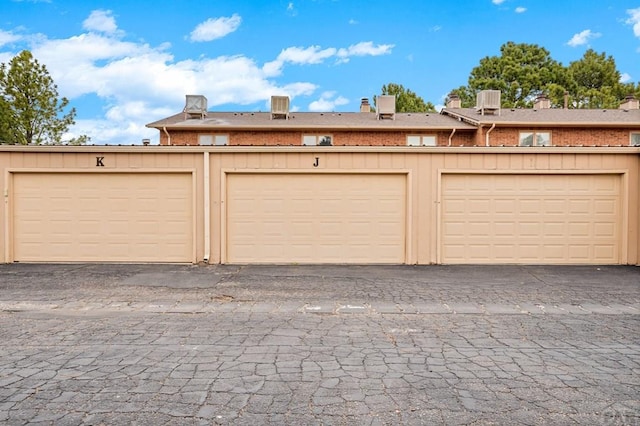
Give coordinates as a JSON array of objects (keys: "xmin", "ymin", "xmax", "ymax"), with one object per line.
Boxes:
[{"xmin": 0, "ymin": 264, "xmax": 639, "ymax": 425}]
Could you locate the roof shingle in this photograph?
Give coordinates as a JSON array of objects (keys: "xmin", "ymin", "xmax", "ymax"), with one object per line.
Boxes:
[
  {"xmin": 146, "ymin": 111, "xmax": 477, "ymax": 131},
  {"xmin": 441, "ymin": 107, "xmax": 640, "ymax": 127}
]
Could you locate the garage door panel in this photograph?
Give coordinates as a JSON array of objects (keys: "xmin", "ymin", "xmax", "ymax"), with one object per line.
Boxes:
[
  {"xmin": 226, "ymin": 173, "xmax": 406, "ymax": 264},
  {"xmin": 13, "ymin": 173, "xmax": 193, "ymax": 263},
  {"xmin": 441, "ymin": 174, "xmax": 621, "ymax": 264}
]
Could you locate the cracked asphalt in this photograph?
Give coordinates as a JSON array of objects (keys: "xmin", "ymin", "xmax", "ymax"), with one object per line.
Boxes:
[{"xmin": 0, "ymin": 264, "xmax": 638, "ymax": 425}]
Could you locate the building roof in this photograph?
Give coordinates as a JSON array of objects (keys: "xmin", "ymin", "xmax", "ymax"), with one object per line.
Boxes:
[
  {"xmin": 441, "ymin": 107, "xmax": 640, "ymax": 128},
  {"xmin": 146, "ymin": 111, "xmax": 477, "ymax": 131}
]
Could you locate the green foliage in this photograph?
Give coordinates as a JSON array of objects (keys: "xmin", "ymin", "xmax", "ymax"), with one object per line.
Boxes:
[
  {"xmin": 454, "ymin": 42, "xmax": 634, "ymax": 109},
  {"xmin": 0, "ymin": 96, "xmax": 12, "ymax": 144},
  {"xmin": 0, "ymin": 50, "xmax": 89, "ymax": 145},
  {"xmin": 466, "ymin": 42, "xmax": 565, "ymax": 108},
  {"xmin": 566, "ymin": 50, "xmax": 626, "ymax": 109},
  {"xmin": 378, "ymin": 83, "xmax": 436, "ymax": 112}
]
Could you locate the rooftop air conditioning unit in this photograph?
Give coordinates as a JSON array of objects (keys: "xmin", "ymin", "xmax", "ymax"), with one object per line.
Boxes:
[
  {"xmin": 184, "ymin": 95, "xmax": 207, "ymax": 119},
  {"xmin": 376, "ymin": 95, "xmax": 396, "ymax": 120},
  {"xmin": 271, "ymin": 95, "xmax": 290, "ymax": 120},
  {"xmin": 476, "ymin": 90, "xmax": 501, "ymax": 115}
]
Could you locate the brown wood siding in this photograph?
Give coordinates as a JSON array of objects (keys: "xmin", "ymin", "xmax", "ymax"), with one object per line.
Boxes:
[{"xmin": 0, "ymin": 148, "xmax": 638, "ymax": 265}]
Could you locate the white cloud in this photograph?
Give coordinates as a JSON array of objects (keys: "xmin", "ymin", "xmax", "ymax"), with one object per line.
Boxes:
[
  {"xmin": 278, "ymin": 46, "xmax": 337, "ymax": 65},
  {"xmin": 189, "ymin": 14, "xmax": 242, "ymax": 42},
  {"xmin": 308, "ymin": 91, "xmax": 349, "ymax": 111},
  {"xmin": 492, "ymin": 0, "xmax": 506, "ymax": 4},
  {"xmin": 515, "ymin": 7, "xmax": 526, "ymax": 13},
  {"xmin": 349, "ymin": 19, "xmax": 358, "ymax": 25},
  {"xmin": 620, "ymin": 73, "xmax": 632, "ymax": 83},
  {"xmin": 627, "ymin": 7, "xmax": 640, "ymax": 37},
  {"xmin": 286, "ymin": 2, "xmax": 298, "ymax": 16},
  {"xmin": 1, "ymin": 10, "xmax": 392, "ymax": 144},
  {"xmin": 567, "ymin": 29, "xmax": 601, "ymax": 47},
  {"xmin": 83, "ymin": 10, "xmax": 119, "ymax": 35},
  {"xmin": 0, "ymin": 30, "xmax": 22, "ymax": 47},
  {"xmin": 69, "ymin": 115, "xmax": 158, "ymax": 145},
  {"xmin": 337, "ymin": 41, "xmax": 394, "ymax": 58},
  {"xmin": 263, "ymin": 41, "xmax": 393, "ymax": 75}
]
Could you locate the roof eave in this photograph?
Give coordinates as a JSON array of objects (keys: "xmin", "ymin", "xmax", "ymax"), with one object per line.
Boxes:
[{"xmin": 476, "ymin": 121, "xmax": 640, "ymax": 128}]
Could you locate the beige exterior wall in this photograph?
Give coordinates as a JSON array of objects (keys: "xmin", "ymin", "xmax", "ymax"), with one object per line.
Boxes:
[{"xmin": 1, "ymin": 146, "xmax": 638, "ymax": 265}]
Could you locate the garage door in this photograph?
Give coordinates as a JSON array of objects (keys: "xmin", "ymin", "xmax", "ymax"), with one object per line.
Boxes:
[
  {"xmin": 12, "ymin": 172, "xmax": 193, "ymax": 262},
  {"xmin": 441, "ymin": 174, "xmax": 622, "ymax": 264},
  {"xmin": 226, "ymin": 173, "xmax": 406, "ymax": 263}
]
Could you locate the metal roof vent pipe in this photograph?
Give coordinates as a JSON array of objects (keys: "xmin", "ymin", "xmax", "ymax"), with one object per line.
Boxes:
[
  {"xmin": 619, "ymin": 95, "xmax": 639, "ymax": 110},
  {"xmin": 142, "ymin": 138, "xmax": 151, "ymax": 146},
  {"xmin": 360, "ymin": 97, "xmax": 371, "ymax": 112},
  {"xmin": 533, "ymin": 94, "xmax": 551, "ymax": 110}
]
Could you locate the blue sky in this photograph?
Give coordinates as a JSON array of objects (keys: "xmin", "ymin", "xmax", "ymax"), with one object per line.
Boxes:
[{"xmin": 1, "ymin": 0, "xmax": 639, "ymax": 145}]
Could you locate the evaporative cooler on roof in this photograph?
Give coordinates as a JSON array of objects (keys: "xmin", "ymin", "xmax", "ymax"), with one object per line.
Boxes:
[
  {"xmin": 376, "ymin": 95, "xmax": 396, "ymax": 120},
  {"xmin": 271, "ymin": 96, "xmax": 290, "ymax": 120},
  {"xmin": 476, "ymin": 90, "xmax": 501, "ymax": 116},
  {"xmin": 184, "ymin": 95, "xmax": 208, "ymax": 120}
]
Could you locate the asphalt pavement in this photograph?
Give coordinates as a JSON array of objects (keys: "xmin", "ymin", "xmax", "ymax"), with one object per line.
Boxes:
[{"xmin": 0, "ymin": 264, "xmax": 638, "ymax": 425}]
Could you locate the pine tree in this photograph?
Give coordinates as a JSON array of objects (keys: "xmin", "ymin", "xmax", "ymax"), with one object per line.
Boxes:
[{"xmin": 0, "ymin": 50, "xmax": 88, "ymax": 144}]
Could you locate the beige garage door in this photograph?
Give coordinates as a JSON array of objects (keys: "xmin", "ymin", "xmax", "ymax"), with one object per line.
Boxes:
[
  {"xmin": 12, "ymin": 172, "xmax": 193, "ymax": 262},
  {"xmin": 226, "ymin": 173, "xmax": 406, "ymax": 263},
  {"xmin": 441, "ymin": 174, "xmax": 622, "ymax": 264}
]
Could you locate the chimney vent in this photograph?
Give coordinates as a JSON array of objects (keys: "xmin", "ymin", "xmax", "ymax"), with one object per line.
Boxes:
[
  {"xmin": 360, "ymin": 97, "xmax": 371, "ymax": 113},
  {"xmin": 619, "ymin": 95, "xmax": 639, "ymax": 110},
  {"xmin": 534, "ymin": 95, "xmax": 551, "ymax": 109},
  {"xmin": 447, "ymin": 93, "xmax": 461, "ymax": 109}
]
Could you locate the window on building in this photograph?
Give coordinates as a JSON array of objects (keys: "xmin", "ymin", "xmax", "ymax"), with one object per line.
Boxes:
[
  {"xmin": 198, "ymin": 134, "xmax": 228, "ymax": 146},
  {"xmin": 519, "ymin": 131, "xmax": 551, "ymax": 146},
  {"xmin": 631, "ymin": 132, "xmax": 640, "ymax": 146},
  {"xmin": 407, "ymin": 135, "xmax": 437, "ymax": 146},
  {"xmin": 303, "ymin": 135, "xmax": 332, "ymax": 146}
]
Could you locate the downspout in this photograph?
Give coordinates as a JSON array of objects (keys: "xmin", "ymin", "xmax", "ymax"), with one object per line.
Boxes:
[
  {"xmin": 485, "ymin": 123, "xmax": 496, "ymax": 147},
  {"xmin": 162, "ymin": 126, "xmax": 171, "ymax": 146},
  {"xmin": 448, "ymin": 128, "xmax": 456, "ymax": 147}
]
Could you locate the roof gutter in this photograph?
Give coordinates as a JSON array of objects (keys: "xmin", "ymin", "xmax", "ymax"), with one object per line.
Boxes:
[
  {"xmin": 162, "ymin": 126, "xmax": 171, "ymax": 146},
  {"xmin": 485, "ymin": 123, "xmax": 496, "ymax": 147}
]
